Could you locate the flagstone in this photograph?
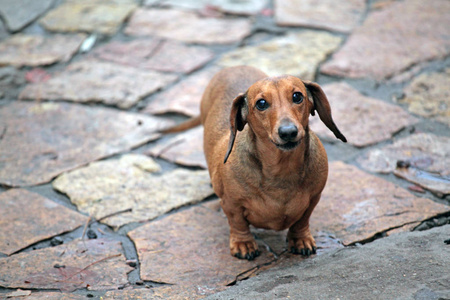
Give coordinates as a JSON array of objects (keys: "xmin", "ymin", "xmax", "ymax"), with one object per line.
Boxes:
[
  {"xmin": 0, "ymin": 0, "xmax": 54, "ymax": 32},
  {"xmin": 144, "ymin": 0, "xmax": 269, "ymax": 15},
  {"xmin": 19, "ymin": 60, "xmax": 178, "ymax": 109},
  {"xmin": 309, "ymin": 82, "xmax": 418, "ymax": 147},
  {"xmin": 0, "ymin": 239, "xmax": 133, "ymax": 291},
  {"xmin": 93, "ymin": 39, "xmax": 214, "ymax": 74},
  {"xmin": 125, "ymin": 8, "xmax": 252, "ymax": 44},
  {"xmin": 0, "ymin": 34, "xmax": 85, "ymax": 67},
  {"xmin": 0, "ymin": 66, "xmax": 25, "ymax": 99},
  {"xmin": 20, "ymin": 292, "xmax": 85, "ymax": 300},
  {"xmin": 143, "ymin": 67, "xmax": 219, "ymax": 116},
  {"xmin": 357, "ymin": 133, "xmax": 450, "ymax": 176},
  {"xmin": 0, "ymin": 102, "xmax": 171, "ymax": 187},
  {"xmin": 321, "ymin": 0, "xmax": 450, "ymax": 80},
  {"xmin": 127, "ymin": 206, "xmax": 275, "ymax": 287},
  {"xmin": 52, "ymin": 154, "xmax": 213, "ymax": 228},
  {"xmin": 0, "ymin": 189, "xmax": 88, "ymax": 256},
  {"xmin": 149, "ymin": 126, "xmax": 206, "ymax": 169},
  {"xmin": 40, "ymin": 0, "xmax": 137, "ymax": 35},
  {"xmin": 310, "ymin": 162, "xmax": 450, "ymax": 245},
  {"xmin": 274, "ymin": 0, "xmax": 365, "ymax": 33},
  {"xmin": 358, "ymin": 133, "xmax": 450, "ymax": 196},
  {"xmin": 103, "ymin": 285, "xmax": 224, "ymax": 300},
  {"xmin": 218, "ymin": 31, "xmax": 342, "ymax": 80},
  {"xmin": 399, "ymin": 68, "xmax": 450, "ymax": 126}
]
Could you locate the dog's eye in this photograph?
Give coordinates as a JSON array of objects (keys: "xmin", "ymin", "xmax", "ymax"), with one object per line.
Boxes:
[
  {"xmin": 255, "ymin": 99, "xmax": 269, "ymax": 111},
  {"xmin": 293, "ymin": 92, "xmax": 304, "ymax": 104}
]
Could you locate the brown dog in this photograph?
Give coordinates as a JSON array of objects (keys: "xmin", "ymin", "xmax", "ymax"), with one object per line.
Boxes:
[{"xmin": 165, "ymin": 66, "xmax": 346, "ymax": 260}]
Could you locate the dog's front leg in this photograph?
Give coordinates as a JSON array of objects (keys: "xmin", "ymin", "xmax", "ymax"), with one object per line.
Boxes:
[
  {"xmin": 223, "ymin": 204, "xmax": 260, "ymax": 260},
  {"xmin": 287, "ymin": 193, "xmax": 321, "ymax": 256}
]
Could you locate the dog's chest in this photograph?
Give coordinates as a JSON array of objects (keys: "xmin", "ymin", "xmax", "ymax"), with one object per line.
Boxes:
[{"xmin": 243, "ymin": 188, "xmax": 309, "ymax": 231}]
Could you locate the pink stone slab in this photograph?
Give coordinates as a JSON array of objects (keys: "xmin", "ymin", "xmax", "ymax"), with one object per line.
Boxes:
[
  {"xmin": 321, "ymin": 0, "xmax": 450, "ymax": 80},
  {"xmin": 125, "ymin": 8, "xmax": 252, "ymax": 44},
  {"xmin": 309, "ymin": 82, "xmax": 417, "ymax": 147},
  {"xmin": 0, "ymin": 102, "xmax": 172, "ymax": 187},
  {"xmin": 0, "ymin": 189, "xmax": 88, "ymax": 256}
]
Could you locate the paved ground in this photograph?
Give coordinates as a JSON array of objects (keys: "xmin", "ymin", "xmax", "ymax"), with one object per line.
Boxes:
[{"xmin": 0, "ymin": 0, "xmax": 449, "ymax": 299}]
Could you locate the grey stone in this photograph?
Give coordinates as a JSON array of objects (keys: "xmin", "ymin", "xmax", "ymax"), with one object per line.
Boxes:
[
  {"xmin": 274, "ymin": 0, "xmax": 365, "ymax": 33},
  {"xmin": 0, "ymin": 0, "xmax": 54, "ymax": 32},
  {"xmin": 207, "ymin": 225, "xmax": 450, "ymax": 300},
  {"xmin": 321, "ymin": 0, "xmax": 450, "ymax": 80}
]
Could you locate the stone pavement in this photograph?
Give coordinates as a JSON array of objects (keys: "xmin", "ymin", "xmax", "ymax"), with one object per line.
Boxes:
[{"xmin": 0, "ymin": 0, "xmax": 449, "ymax": 299}]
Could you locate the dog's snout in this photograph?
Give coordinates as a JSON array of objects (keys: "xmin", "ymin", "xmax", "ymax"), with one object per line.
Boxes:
[{"xmin": 278, "ymin": 124, "xmax": 298, "ymax": 142}]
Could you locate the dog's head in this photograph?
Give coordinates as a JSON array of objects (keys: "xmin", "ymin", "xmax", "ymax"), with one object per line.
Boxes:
[{"xmin": 224, "ymin": 76, "xmax": 346, "ymax": 163}]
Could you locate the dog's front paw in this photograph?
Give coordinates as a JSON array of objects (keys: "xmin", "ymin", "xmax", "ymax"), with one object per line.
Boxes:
[
  {"xmin": 230, "ymin": 240, "xmax": 260, "ymax": 261},
  {"xmin": 287, "ymin": 234, "xmax": 317, "ymax": 256}
]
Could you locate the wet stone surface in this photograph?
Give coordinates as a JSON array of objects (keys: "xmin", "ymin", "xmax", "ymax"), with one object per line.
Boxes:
[
  {"xmin": 321, "ymin": 0, "xmax": 450, "ymax": 80},
  {"xmin": 143, "ymin": 67, "xmax": 219, "ymax": 116},
  {"xmin": 0, "ymin": 102, "xmax": 171, "ymax": 187},
  {"xmin": 400, "ymin": 68, "xmax": 450, "ymax": 126},
  {"xmin": 310, "ymin": 162, "xmax": 450, "ymax": 245},
  {"xmin": 92, "ymin": 39, "xmax": 214, "ymax": 74},
  {"xmin": 309, "ymin": 82, "xmax": 418, "ymax": 147},
  {"xmin": 40, "ymin": 0, "xmax": 138, "ymax": 35},
  {"xmin": 218, "ymin": 31, "xmax": 342, "ymax": 80},
  {"xmin": 0, "ymin": 34, "xmax": 86, "ymax": 67},
  {"xmin": 0, "ymin": 239, "xmax": 133, "ymax": 291},
  {"xmin": 19, "ymin": 60, "xmax": 178, "ymax": 109},
  {"xmin": 53, "ymin": 154, "xmax": 214, "ymax": 228},
  {"xmin": 0, "ymin": 189, "xmax": 88, "ymax": 255},
  {"xmin": 274, "ymin": 0, "xmax": 365, "ymax": 33},
  {"xmin": 149, "ymin": 127, "xmax": 207, "ymax": 169},
  {"xmin": 0, "ymin": 0, "xmax": 54, "ymax": 32},
  {"xmin": 124, "ymin": 8, "xmax": 252, "ymax": 44}
]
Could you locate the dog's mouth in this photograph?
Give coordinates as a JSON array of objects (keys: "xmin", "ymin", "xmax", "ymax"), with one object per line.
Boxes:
[{"xmin": 273, "ymin": 140, "xmax": 301, "ymax": 151}]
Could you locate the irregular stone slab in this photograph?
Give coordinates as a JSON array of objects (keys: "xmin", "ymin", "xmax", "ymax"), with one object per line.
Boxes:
[
  {"xmin": 0, "ymin": 102, "xmax": 171, "ymax": 187},
  {"xmin": 104, "ymin": 285, "xmax": 224, "ymax": 300},
  {"xmin": 394, "ymin": 166, "xmax": 450, "ymax": 197},
  {"xmin": 309, "ymin": 82, "xmax": 418, "ymax": 147},
  {"xmin": 358, "ymin": 133, "xmax": 450, "ymax": 176},
  {"xmin": 53, "ymin": 154, "xmax": 214, "ymax": 228},
  {"xmin": 274, "ymin": 0, "xmax": 365, "ymax": 33},
  {"xmin": 0, "ymin": 66, "xmax": 25, "ymax": 99},
  {"xmin": 40, "ymin": 0, "xmax": 137, "ymax": 35},
  {"xmin": 17, "ymin": 292, "xmax": 85, "ymax": 300},
  {"xmin": 400, "ymin": 68, "xmax": 450, "ymax": 126},
  {"xmin": 125, "ymin": 8, "xmax": 252, "ymax": 44},
  {"xmin": 321, "ymin": 0, "xmax": 450, "ymax": 80},
  {"xmin": 218, "ymin": 31, "xmax": 342, "ymax": 80},
  {"xmin": 0, "ymin": 239, "xmax": 133, "ymax": 292},
  {"xmin": 0, "ymin": 189, "xmax": 88, "ymax": 256},
  {"xmin": 144, "ymin": 0, "xmax": 269, "ymax": 15},
  {"xmin": 128, "ymin": 206, "xmax": 275, "ymax": 288},
  {"xmin": 0, "ymin": 34, "xmax": 85, "ymax": 67},
  {"xmin": 207, "ymin": 225, "xmax": 450, "ymax": 300},
  {"xmin": 310, "ymin": 162, "xmax": 449, "ymax": 245},
  {"xmin": 0, "ymin": 0, "xmax": 53, "ymax": 32},
  {"xmin": 93, "ymin": 39, "xmax": 214, "ymax": 74},
  {"xmin": 143, "ymin": 67, "xmax": 219, "ymax": 116},
  {"xmin": 149, "ymin": 127, "xmax": 207, "ymax": 169},
  {"xmin": 19, "ymin": 60, "xmax": 177, "ymax": 109}
]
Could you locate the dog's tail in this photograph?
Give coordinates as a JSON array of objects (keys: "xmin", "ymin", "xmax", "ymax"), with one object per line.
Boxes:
[{"xmin": 160, "ymin": 115, "xmax": 201, "ymax": 134}]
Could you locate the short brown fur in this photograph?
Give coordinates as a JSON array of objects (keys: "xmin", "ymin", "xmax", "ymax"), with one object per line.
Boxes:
[{"xmin": 166, "ymin": 66, "xmax": 346, "ymax": 259}]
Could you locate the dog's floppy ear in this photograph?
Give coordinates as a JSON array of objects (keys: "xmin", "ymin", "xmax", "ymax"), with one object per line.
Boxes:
[
  {"xmin": 303, "ymin": 81, "xmax": 347, "ymax": 143},
  {"xmin": 224, "ymin": 93, "xmax": 247, "ymax": 163}
]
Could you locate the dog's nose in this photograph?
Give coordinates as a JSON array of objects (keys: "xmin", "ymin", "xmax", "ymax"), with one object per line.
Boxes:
[{"xmin": 278, "ymin": 124, "xmax": 298, "ymax": 142}]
